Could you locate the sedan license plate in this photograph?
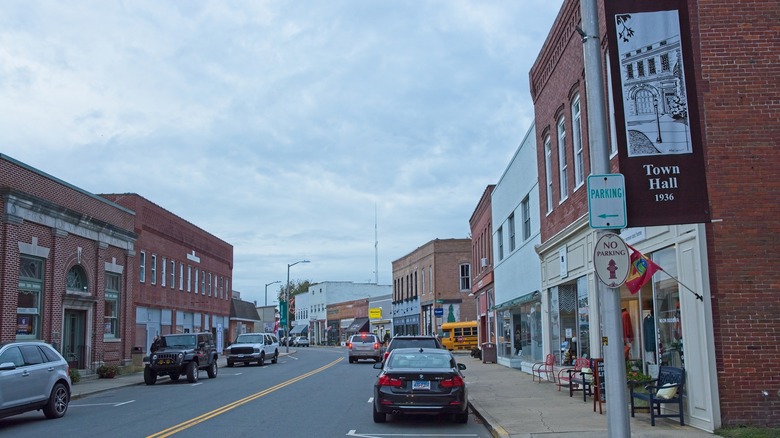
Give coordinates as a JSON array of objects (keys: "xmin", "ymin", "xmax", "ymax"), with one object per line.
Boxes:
[{"xmin": 412, "ymin": 380, "xmax": 431, "ymax": 391}]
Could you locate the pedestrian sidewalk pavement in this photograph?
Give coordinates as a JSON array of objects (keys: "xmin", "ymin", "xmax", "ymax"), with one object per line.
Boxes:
[
  {"xmin": 70, "ymin": 349, "xmax": 714, "ymax": 437},
  {"xmin": 460, "ymin": 351, "xmax": 714, "ymax": 437}
]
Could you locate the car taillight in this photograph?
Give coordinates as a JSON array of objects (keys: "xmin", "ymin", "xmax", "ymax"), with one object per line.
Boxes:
[
  {"xmin": 440, "ymin": 375, "xmax": 465, "ymax": 388},
  {"xmin": 347, "ymin": 343, "xmax": 352, "ymax": 349},
  {"xmin": 373, "ymin": 342, "xmax": 379, "ymax": 350},
  {"xmin": 378, "ymin": 375, "xmax": 403, "ymax": 387},
  {"xmin": 383, "ymin": 351, "xmax": 390, "ymax": 361}
]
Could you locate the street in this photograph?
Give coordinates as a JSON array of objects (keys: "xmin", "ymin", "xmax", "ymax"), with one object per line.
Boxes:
[{"xmin": 0, "ymin": 347, "xmax": 490, "ymax": 438}]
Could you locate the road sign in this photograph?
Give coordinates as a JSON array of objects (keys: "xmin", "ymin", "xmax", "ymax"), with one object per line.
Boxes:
[
  {"xmin": 588, "ymin": 174, "xmax": 627, "ymax": 229},
  {"xmin": 434, "ymin": 308, "xmax": 444, "ymax": 317},
  {"xmin": 593, "ymin": 233, "xmax": 630, "ymax": 288}
]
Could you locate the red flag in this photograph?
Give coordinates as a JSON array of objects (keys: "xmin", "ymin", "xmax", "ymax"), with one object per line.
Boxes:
[{"xmin": 625, "ymin": 248, "xmax": 661, "ymax": 294}]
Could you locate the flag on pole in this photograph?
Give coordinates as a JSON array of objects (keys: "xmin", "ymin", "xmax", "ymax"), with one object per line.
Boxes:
[{"xmin": 625, "ymin": 247, "xmax": 661, "ymax": 294}]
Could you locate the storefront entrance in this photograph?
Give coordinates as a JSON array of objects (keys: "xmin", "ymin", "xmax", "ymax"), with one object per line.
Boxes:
[{"xmin": 63, "ymin": 309, "xmax": 86, "ymax": 369}]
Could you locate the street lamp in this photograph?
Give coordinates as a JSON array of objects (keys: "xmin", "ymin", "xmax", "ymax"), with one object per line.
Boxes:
[
  {"xmin": 264, "ymin": 281, "xmax": 281, "ymax": 306},
  {"xmin": 285, "ymin": 259, "xmax": 310, "ymax": 353}
]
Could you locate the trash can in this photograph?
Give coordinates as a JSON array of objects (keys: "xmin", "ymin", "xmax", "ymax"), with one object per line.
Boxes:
[{"xmin": 482, "ymin": 342, "xmax": 497, "ymax": 364}]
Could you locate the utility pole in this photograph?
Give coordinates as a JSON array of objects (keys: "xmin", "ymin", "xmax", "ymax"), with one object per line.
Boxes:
[{"xmin": 580, "ymin": 0, "xmax": 630, "ymax": 436}]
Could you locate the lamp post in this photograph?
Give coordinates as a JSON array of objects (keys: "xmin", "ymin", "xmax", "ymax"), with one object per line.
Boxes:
[
  {"xmin": 285, "ymin": 260, "xmax": 310, "ymax": 353},
  {"xmin": 264, "ymin": 281, "xmax": 281, "ymax": 306}
]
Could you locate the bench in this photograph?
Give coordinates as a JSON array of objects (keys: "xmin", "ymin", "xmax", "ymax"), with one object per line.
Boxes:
[
  {"xmin": 532, "ymin": 353, "xmax": 555, "ymax": 383},
  {"xmin": 630, "ymin": 366, "xmax": 686, "ymax": 426},
  {"xmin": 559, "ymin": 357, "xmax": 590, "ymax": 393}
]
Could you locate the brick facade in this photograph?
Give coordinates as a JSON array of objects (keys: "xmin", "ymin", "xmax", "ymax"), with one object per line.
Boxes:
[{"xmin": 469, "ymin": 185, "xmax": 495, "ymax": 346}]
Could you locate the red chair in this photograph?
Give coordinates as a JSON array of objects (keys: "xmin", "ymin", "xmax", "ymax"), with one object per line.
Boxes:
[
  {"xmin": 558, "ymin": 357, "xmax": 590, "ymax": 392},
  {"xmin": 532, "ymin": 353, "xmax": 556, "ymax": 383}
]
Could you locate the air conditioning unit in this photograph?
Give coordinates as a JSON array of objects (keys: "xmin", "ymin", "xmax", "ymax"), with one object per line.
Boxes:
[{"xmin": 480, "ymin": 258, "xmax": 488, "ymax": 268}]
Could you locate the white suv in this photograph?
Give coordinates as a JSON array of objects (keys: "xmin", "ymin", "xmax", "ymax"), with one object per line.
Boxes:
[{"xmin": 225, "ymin": 333, "xmax": 279, "ymax": 367}]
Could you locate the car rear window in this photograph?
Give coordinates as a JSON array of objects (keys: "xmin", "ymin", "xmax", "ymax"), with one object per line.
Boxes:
[
  {"xmin": 391, "ymin": 339, "xmax": 439, "ymax": 349},
  {"xmin": 351, "ymin": 335, "xmax": 377, "ymax": 343}
]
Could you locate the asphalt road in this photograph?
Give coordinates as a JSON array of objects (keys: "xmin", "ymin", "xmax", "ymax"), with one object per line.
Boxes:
[{"xmin": 0, "ymin": 347, "xmax": 491, "ymax": 438}]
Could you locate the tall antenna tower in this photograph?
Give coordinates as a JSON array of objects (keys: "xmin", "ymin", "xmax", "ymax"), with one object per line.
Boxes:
[{"xmin": 374, "ymin": 204, "xmax": 379, "ymax": 284}]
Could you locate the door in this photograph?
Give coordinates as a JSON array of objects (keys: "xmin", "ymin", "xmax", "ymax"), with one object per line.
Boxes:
[{"xmin": 63, "ymin": 310, "xmax": 86, "ymax": 369}]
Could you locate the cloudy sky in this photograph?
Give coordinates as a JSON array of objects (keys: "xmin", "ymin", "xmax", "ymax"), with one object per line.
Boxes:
[{"xmin": 1, "ymin": 1, "xmax": 562, "ymax": 306}]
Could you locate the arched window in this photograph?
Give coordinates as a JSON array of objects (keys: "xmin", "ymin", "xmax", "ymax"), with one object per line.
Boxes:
[{"xmin": 67, "ymin": 265, "xmax": 89, "ymax": 293}]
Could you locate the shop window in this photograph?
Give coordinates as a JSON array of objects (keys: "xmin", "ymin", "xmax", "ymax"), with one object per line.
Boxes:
[
  {"xmin": 18, "ymin": 256, "xmax": 44, "ymax": 339},
  {"xmin": 654, "ymin": 248, "xmax": 682, "ymax": 367},
  {"xmin": 105, "ymin": 273, "xmax": 121, "ymax": 339}
]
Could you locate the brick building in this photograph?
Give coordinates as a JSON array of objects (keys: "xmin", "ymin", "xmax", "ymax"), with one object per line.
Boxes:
[
  {"xmin": 100, "ymin": 194, "xmax": 232, "ymax": 354},
  {"xmin": 469, "ymin": 185, "xmax": 495, "ymax": 348},
  {"xmin": 525, "ymin": 0, "xmax": 779, "ymax": 430},
  {"xmin": 392, "ymin": 238, "xmax": 474, "ymax": 337},
  {"xmin": 1, "ymin": 154, "xmax": 136, "ymax": 370}
]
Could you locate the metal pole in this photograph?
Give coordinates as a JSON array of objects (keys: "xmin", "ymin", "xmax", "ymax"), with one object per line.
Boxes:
[
  {"xmin": 285, "ymin": 260, "xmax": 309, "ymax": 353},
  {"xmin": 265, "ymin": 280, "xmax": 280, "ymax": 307},
  {"xmin": 580, "ymin": 0, "xmax": 630, "ymax": 436}
]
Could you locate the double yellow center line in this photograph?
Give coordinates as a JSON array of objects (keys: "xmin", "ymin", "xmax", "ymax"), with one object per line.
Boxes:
[{"xmin": 148, "ymin": 357, "xmax": 342, "ymax": 437}]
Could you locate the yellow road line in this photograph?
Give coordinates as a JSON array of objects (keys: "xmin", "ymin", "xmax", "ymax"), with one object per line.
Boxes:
[{"xmin": 147, "ymin": 357, "xmax": 342, "ymax": 438}]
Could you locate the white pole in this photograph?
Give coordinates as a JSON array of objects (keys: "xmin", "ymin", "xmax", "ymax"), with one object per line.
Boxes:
[{"xmin": 580, "ymin": 0, "xmax": 630, "ymax": 436}]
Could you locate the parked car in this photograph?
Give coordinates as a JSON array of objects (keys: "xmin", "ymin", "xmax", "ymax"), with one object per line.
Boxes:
[
  {"xmin": 372, "ymin": 347, "xmax": 468, "ymax": 423},
  {"xmin": 347, "ymin": 333, "xmax": 382, "ymax": 363},
  {"xmin": 293, "ymin": 337, "xmax": 309, "ymax": 347},
  {"xmin": 0, "ymin": 341, "xmax": 71, "ymax": 420},
  {"xmin": 225, "ymin": 333, "xmax": 279, "ymax": 367},
  {"xmin": 144, "ymin": 332, "xmax": 219, "ymax": 385},
  {"xmin": 382, "ymin": 335, "xmax": 443, "ymax": 363}
]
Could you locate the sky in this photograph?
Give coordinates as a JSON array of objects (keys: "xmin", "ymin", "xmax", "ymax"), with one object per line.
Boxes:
[{"xmin": 1, "ymin": 0, "xmax": 563, "ymax": 306}]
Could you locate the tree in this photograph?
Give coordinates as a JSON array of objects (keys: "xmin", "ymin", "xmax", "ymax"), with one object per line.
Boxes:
[{"xmin": 277, "ymin": 279, "xmax": 311, "ymax": 323}]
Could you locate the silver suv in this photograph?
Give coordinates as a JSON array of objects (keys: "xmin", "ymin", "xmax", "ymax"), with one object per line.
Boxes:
[
  {"xmin": 347, "ymin": 333, "xmax": 382, "ymax": 363},
  {"xmin": 225, "ymin": 333, "xmax": 279, "ymax": 367},
  {"xmin": 0, "ymin": 341, "xmax": 71, "ymax": 420}
]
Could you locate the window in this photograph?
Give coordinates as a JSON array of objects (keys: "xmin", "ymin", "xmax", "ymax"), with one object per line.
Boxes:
[
  {"xmin": 648, "ymin": 58, "xmax": 656, "ymax": 75},
  {"xmin": 201, "ymin": 270, "xmax": 206, "ymax": 295},
  {"xmin": 139, "ymin": 251, "xmax": 146, "ymax": 283},
  {"xmin": 105, "ymin": 273, "xmax": 121, "ymax": 339},
  {"xmin": 18, "ymin": 256, "xmax": 44, "ymax": 339},
  {"xmin": 661, "ymin": 53, "xmax": 670, "ymax": 71},
  {"xmin": 179, "ymin": 263, "xmax": 184, "ymax": 290},
  {"xmin": 194, "ymin": 268, "xmax": 198, "ymax": 294},
  {"xmin": 637, "ymin": 60, "xmax": 645, "ymax": 77},
  {"xmin": 521, "ymin": 195, "xmax": 531, "ymax": 240},
  {"xmin": 170, "ymin": 260, "xmax": 175, "ymax": 289},
  {"xmin": 508, "ymin": 213, "xmax": 516, "ymax": 252},
  {"xmin": 544, "ymin": 136, "xmax": 553, "ymax": 213},
  {"xmin": 459, "ymin": 264, "xmax": 471, "ymax": 291},
  {"xmin": 627, "ymin": 63, "xmax": 634, "ymax": 79},
  {"xmin": 161, "ymin": 257, "xmax": 167, "ymax": 287},
  {"xmin": 208, "ymin": 273, "xmax": 212, "ymax": 296},
  {"xmin": 572, "ymin": 95, "xmax": 584, "ymax": 188},
  {"xmin": 557, "ymin": 117, "xmax": 568, "ymax": 202},
  {"xmin": 66, "ymin": 265, "xmax": 88, "ymax": 292},
  {"xmin": 150, "ymin": 254, "xmax": 157, "ymax": 285},
  {"xmin": 497, "ymin": 226, "xmax": 504, "ymax": 260},
  {"xmin": 187, "ymin": 266, "xmax": 192, "ymax": 292}
]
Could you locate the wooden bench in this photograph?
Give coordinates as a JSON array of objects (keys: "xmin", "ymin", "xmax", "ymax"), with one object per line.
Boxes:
[
  {"xmin": 532, "ymin": 353, "xmax": 555, "ymax": 383},
  {"xmin": 630, "ymin": 365, "xmax": 686, "ymax": 426},
  {"xmin": 559, "ymin": 357, "xmax": 590, "ymax": 393}
]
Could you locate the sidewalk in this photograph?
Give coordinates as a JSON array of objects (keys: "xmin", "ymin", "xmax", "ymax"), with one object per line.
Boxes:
[
  {"xmin": 461, "ymin": 352, "xmax": 713, "ymax": 437},
  {"xmin": 70, "ymin": 350, "xmax": 714, "ymax": 437}
]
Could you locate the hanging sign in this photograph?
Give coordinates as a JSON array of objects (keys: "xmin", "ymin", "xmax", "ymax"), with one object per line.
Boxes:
[{"xmin": 593, "ymin": 233, "xmax": 630, "ymax": 288}]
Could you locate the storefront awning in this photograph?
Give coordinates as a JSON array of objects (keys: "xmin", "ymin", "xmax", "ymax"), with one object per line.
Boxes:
[
  {"xmin": 290, "ymin": 324, "xmax": 308, "ymax": 335},
  {"xmin": 493, "ymin": 291, "xmax": 540, "ymax": 311},
  {"xmin": 346, "ymin": 317, "xmax": 369, "ymax": 333}
]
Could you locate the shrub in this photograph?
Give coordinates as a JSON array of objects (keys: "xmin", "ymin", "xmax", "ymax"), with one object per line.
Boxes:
[
  {"xmin": 96, "ymin": 364, "xmax": 119, "ymax": 378},
  {"xmin": 69, "ymin": 367, "xmax": 81, "ymax": 384}
]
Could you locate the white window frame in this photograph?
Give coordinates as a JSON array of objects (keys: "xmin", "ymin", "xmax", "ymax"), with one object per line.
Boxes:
[
  {"xmin": 521, "ymin": 195, "xmax": 531, "ymax": 241},
  {"xmin": 557, "ymin": 116, "xmax": 568, "ymax": 202},
  {"xmin": 170, "ymin": 260, "xmax": 176, "ymax": 289},
  {"xmin": 459, "ymin": 264, "xmax": 471, "ymax": 291},
  {"xmin": 497, "ymin": 226, "xmax": 504, "ymax": 260},
  {"xmin": 139, "ymin": 251, "xmax": 146, "ymax": 283},
  {"xmin": 150, "ymin": 254, "xmax": 157, "ymax": 285},
  {"xmin": 508, "ymin": 213, "xmax": 516, "ymax": 252},
  {"xmin": 572, "ymin": 94, "xmax": 585, "ymax": 188},
  {"xmin": 161, "ymin": 257, "xmax": 167, "ymax": 287},
  {"xmin": 544, "ymin": 136, "xmax": 553, "ymax": 213}
]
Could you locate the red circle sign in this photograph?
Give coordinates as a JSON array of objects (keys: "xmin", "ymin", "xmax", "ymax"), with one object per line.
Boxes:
[{"xmin": 593, "ymin": 233, "xmax": 630, "ymax": 288}]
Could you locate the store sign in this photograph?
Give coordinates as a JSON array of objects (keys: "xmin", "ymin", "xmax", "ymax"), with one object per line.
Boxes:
[
  {"xmin": 605, "ymin": 0, "xmax": 710, "ymax": 227},
  {"xmin": 593, "ymin": 233, "xmax": 630, "ymax": 288}
]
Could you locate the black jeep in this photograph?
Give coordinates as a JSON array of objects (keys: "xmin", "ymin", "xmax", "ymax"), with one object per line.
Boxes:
[{"xmin": 144, "ymin": 332, "xmax": 218, "ymax": 385}]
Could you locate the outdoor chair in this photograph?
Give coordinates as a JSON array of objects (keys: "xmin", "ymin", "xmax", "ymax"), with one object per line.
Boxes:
[{"xmin": 532, "ymin": 353, "xmax": 556, "ymax": 383}]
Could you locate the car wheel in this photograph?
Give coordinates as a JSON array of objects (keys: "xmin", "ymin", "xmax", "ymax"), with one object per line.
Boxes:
[
  {"xmin": 271, "ymin": 350, "xmax": 278, "ymax": 364},
  {"xmin": 258, "ymin": 353, "xmax": 265, "ymax": 366},
  {"xmin": 170, "ymin": 373, "xmax": 180, "ymax": 381},
  {"xmin": 207, "ymin": 360, "xmax": 218, "ymax": 378},
  {"xmin": 43, "ymin": 382, "xmax": 70, "ymax": 419},
  {"xmin": 144, "ymin": 367, "xmax": 157, "ymax": 385},
  {"xmin": 372, "ymin": 404, "xmax": 386, "ymax": 423},
  {"xmin": 227, "ymin": 361, "xmax": 234, "ymax": 368},
  {"xmin": 454, "ymin": 411, "xmax": 469, "ymax": 424},
  {"xmin": 186, "ymin": 361, "xmax": 199, "ymax": 383}
]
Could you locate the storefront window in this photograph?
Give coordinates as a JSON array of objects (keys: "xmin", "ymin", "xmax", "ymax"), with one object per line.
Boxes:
[
  {"xmin": 513, "ymin": 300, "xmax": 543, "ymax": 362},
  {"xmin": 498, "ymin": 311, "xmax": 512, "ymax": 357},
  {"xmin": 577, "ymin": 276, "xmax": 590, "ymax": 359},
  {"xmin": 550, "ymin": 278, "xmax": 588, "ymax": 365},
  {"xmin": 18, "ymin": 256, "xmax": 44, "ymax": 340},
  {"xmin": 653, "ymin": 248, "xmax": 682, "ymax": 367}
]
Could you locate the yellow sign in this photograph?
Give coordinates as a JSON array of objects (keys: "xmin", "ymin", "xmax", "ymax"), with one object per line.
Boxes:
[{"xmin": 369, "ymin": 308, "xmax": 382, "ymax": 319}]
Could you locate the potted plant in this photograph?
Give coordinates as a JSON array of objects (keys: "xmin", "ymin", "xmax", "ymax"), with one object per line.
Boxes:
[{"xmin": 96, "ymin": 364, "xmax": 119, "ymax": 379}]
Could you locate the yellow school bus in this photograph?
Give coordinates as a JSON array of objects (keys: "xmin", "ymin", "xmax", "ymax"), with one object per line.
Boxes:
[{"xmin": 440, "ymin": 321, "xmax": 478, "ymax": 351}]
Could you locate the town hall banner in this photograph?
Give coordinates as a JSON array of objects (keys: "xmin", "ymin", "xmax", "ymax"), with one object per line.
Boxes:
[{"xmin": 605, "ymin": 0, "xmax": 710, "ymax": 227}]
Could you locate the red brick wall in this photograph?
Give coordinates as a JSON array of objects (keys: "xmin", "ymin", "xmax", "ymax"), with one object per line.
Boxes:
[
  {"xmin": 695, "ymin": 0, "xmax": 780, "ymax": 427},
  {"xmin": 469, "ymin": 185, "xmax": 495, "ymax": 286}
]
